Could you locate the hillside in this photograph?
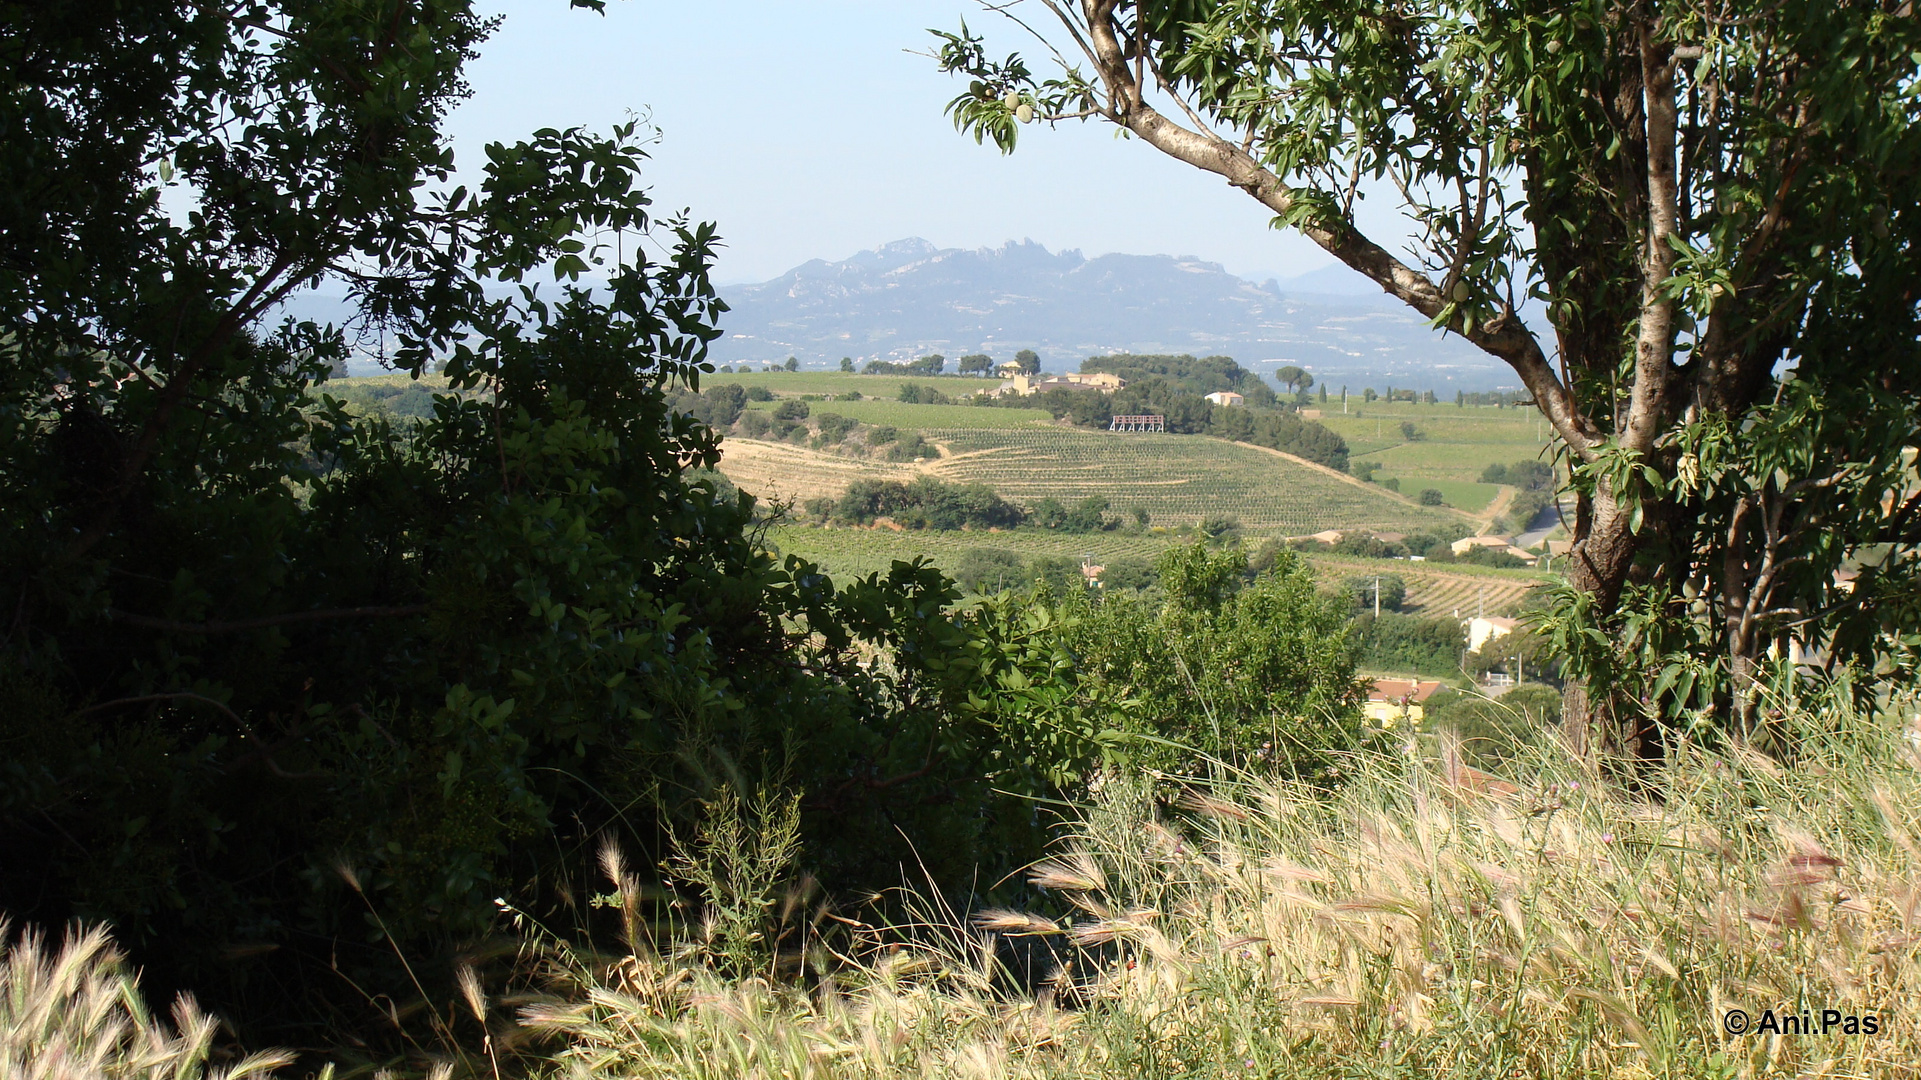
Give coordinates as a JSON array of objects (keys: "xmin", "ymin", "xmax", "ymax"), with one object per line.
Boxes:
[
  {"xmin": 717, "ymin": 423, "xmax": 1463, "ymax": 537},
  {"xmin": 712, "ymin": 238, "xmax": 1511, "ymax": 389}
]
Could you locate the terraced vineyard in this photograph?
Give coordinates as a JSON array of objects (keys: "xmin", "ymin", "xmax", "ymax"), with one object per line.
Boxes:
[
  {"xmin": 1303, "ymin": 554, "xmax": 1544, "ymax": 616},
  {"xmin": 923, "ymin": 426, "xmax": 1460, "ymax": 533},
  {"xmin": 720, "ymin": 421, "xmax": 1466, "ymax": 535},
  {"xmin": 769, "ymin": 526, "xmax": 1546, "ymax": 617},
  {"xmin": 766, "ymin": 525, "xmax": 1182, "ymax": 581}
]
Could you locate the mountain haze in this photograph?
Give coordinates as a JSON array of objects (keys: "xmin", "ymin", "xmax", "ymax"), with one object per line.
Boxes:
[{"xmin": 714, "ymin": 238, "xmax": 1517, "ymax": 390}]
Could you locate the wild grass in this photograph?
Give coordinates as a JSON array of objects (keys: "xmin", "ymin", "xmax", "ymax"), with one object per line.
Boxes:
[
  {"xmin": 0, "ymin": 922, "xmax": 293, "ymax": 1080},
  {"xmin": 525, "ymin": 696, "xmax": 1921, "ymax": 1079}
]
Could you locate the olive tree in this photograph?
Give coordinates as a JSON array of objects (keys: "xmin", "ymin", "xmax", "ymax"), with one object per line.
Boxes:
[{"xmin": 936, "ymin": 1, "xmax": 1921, "ymax": 749}]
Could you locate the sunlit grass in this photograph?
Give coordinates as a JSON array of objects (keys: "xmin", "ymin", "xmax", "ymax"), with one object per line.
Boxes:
[{"xmin": 529, "ymin": 697, "xmax": 1921, "ymax": 1079}]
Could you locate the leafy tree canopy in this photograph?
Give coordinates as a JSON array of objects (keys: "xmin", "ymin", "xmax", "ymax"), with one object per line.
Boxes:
[{"xmin": 937, "ymin": 0, "xmax": 1921, "ymax": 746}]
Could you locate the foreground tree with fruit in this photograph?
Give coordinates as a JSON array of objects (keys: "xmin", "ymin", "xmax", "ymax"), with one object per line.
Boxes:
[{"xmin": 937, "ymin": 0, "xmax": 1921, "ymax": 748}]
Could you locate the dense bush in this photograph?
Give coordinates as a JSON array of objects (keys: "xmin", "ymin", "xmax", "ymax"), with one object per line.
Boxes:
[
  {"xmin": 1423, "ymin": 684, "xmax": 1562, "ymax": 771},
  {"xmin": 814, "ymin": 412, "xmax": 857, "ymax": 443},
  {"xmin": 896, "ymin": 382, "xmax": 954, "ymax": 405},
  {"xmin": 1057, "ymin": 543, "xmax": 1364, "ymax": 775},
  {"xmin": 667, "ymin": 383, "xmax": 748, "ymax": 428},
  {"xmin": 0, "ymin": 8, "xmax": 1104, "ymax": 1044},
  {"xmin": 885, "ymin": 431, "xmax": 935, "ymax": 460},
  {"xmin": 953, "ymin": 548, "xmax": 1028, "ymax": 593},
  {"xmin": 1343, "ymin": 574, "xmax": 1407, "ymax": 612},
  {"xmin": 832, "ymin": 477, "xmax": 1026, "ymax": 530},
  {"xmin": 1030, "ymin": 494, "xmax": 1114, "ymax": 533},
  {"xmin": 1350, "ymin": 613, "xmax": 1466, "ymax": 675}
]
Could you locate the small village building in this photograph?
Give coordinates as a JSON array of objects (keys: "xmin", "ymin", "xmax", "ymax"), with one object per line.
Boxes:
[
  {"xmin": 1467, "ymin": 616, "xmax": 1518, "ymax": 654},
  {"xmin": 1451, "ymin": 535, "xmax": 1537, "ymax": 564},
  {"xmin": 1203, "ymin": 391, "xmax": 1245, "ymax": 407},
  {"xmin": 996, "ymin": 371, "xmax": 1128, "ymax": 396},
  {"xmin": 1365, "ymin": 679, "xmax": 1444, "ymax": 726}
]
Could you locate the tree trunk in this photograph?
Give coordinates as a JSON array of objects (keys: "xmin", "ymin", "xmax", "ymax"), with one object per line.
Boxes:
[{"xmin": 1560, "ymin": 486, "xmax": 1647, "ymax": 756}]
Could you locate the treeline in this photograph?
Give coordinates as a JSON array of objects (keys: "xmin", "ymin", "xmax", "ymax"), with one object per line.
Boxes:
[
  {"xmin": 824, "ymin": 477, "xmax": 1026, "ymax": 530},
  {"xmin": 977, "ymin": 353, "xmax": 1350, "ymax": 470},
  {"xmin": 1081, "ymin": 353, "xmax": 1277, "ymax": 401},
  {"xmin": 807, "ymin": 480, "xmax": 1137, "ymax": 535}
]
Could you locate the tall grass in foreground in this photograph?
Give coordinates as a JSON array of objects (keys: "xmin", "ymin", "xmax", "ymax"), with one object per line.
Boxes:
[
  {"xmin": 527, "ymin": 701, "xmax": 1921, "ymax": 1079},
  {"xmin": 0, "ymin": 922, "xmax": 292, "ymax": 1080}
]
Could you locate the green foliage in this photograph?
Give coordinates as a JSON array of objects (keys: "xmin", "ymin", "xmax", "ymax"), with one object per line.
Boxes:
[
  {"xmin": 1425, "ymin": 685, "xmax": 1563, "ymax": 772},
  {"xmin": 813, "ymin": 412, "xmax": 857, "ymax": 443},
  {"xmin": 1058, "ymin": 542, "xmax": 1365, "ymax": 774},
  {"xmin": 1343, "ymin": 574, "xmax": 1407, "ymax": 613},
  {"xmin": 744, "ymin": 385, "xmax": 775, "ymax": 402},
  {"xmin": 952, "ymin": 548, "xmax": 1028, "ymax": 594},
  {"xmin": 0, "ymin": 0, "xmax": 1107, "ymax": 1043},
  {"xmin": 771, "ymin": 400, "xmax": 810, "ymax": 422},
  {"xmin": 932, "ymin": 0, "xmax": 1921, "ymax": 740},
  {"xmin": 866, "ymin": 357, "xmax": 946, "ymax": 377},
  {"xmin": 1419, "ymin": 488, "xmax": 1445, "ymax": 506},
  {"xmin": 895, "ymin": 382, "xmax": 953, "ymax": 405},
  {"xmin": 1013, "ymin": 349, "xmax": 1041, "ymax": 375},
  {"xmin": 832, "ymin": 477, "xmax": 1025, "ymax": 530},
  {"xmin": 736, "ymin": 409, "xmax": 772, "ymax": 438},
  {"xmin": 1009, "ymin": 374, "xmax": 1350, "ymax": 470},
  {"xmin": 1351, "ymin": 613, "xmax": 1465, "ymax": 676},
  {"xmin": 884, "ymin": 431, "xmax": 933, "ymax": 460},
  {"xmin": 957, "ymin": 354, "xmax": 994, "ymax": 376}
]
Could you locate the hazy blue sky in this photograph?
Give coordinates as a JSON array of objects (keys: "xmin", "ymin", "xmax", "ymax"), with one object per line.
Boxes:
[{"xmin": 442, "ymin": 0, "xmax": 1385, "ymax": 285}]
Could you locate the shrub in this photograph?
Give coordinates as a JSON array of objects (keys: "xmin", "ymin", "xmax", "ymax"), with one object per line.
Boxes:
[
  {"xmin": 953, "ymin": 548, "xmax": 1027, "ymax": 593},
  {"xmin": 744, "ymin": 385, "xmax": 774, "ymax": 401},
  {"xmin": 833, "ymin": 477, "xmax": 1025, "ymax": 530},
  {"xmin": 1343, "ymin": 574, "xmax": 1407, "ymax": 612},
  {"xmin": 1419, "ymin": 488, "xmax": 1445, "ymax": 506},
  {"xmin": 1479, "ymin": 462, "xmax": 1509, "ymax": 484},
  {"xmin": 771, "ymin": 400, "xmax": 810, "ymax": 421},
  {"xmin": 814, "ymin": 412, "xmax": 856, "ymax": 443},
  {"xmin": 1097, "ymin": 556, "xmax": 1158, "ymax": 591},
  {"xmin": 886, "ymin": 432, "xmax": 934, "ymax": 461},
  {"xmin": 735, "ymin": 409, "xmax": 772, "ymax": 438},
  {"xmin": 865, "ymin": 425, "xmax": 898, "ymax": 445},
  {"xmin": 1058, "ymin": 542, "xmax": 1363, "ymax": 774},
  {"xmin": 1351, "ymin": 612, "xmax": 1464, "ymax": 675},
  {"xmin": 1351, "ymin": 460, "xmax": 1381, "ymax": 482}
]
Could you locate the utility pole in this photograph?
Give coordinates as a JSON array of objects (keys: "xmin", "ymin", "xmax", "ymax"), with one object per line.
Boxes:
[{"xmin": 1372, "ymin": 575, "xmax": 1382, "ymax": 618}]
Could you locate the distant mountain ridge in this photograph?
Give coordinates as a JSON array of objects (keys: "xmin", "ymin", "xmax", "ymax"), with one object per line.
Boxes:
[{"xmin": 713, "ymin": 238, "xmax": 1518, "ymax": 391}]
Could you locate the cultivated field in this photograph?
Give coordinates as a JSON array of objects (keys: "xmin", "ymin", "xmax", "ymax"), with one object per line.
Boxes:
[
  {"xmin": 769, "ymin": 526, "xmax": 1546, "ymax": 616},
  {"xmin": 1313, "ymin": 398, "xmax": 1559, "ymax": 512},
  {"xmin": 723, "ymin": 423, "xmax": 1463, "ymax": 536}
]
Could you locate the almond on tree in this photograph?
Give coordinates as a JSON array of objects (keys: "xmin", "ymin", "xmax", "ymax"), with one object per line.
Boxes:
[{"xmin": 936, "ymin": 0, "xmax": 1921, "ymax": 750}]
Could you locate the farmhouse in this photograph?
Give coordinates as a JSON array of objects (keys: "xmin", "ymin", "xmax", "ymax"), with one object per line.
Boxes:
[
  {"xmin": 1451, "ymin": 535, "xmax": 1535, "ymax": 563},
  {"xmin": 1467, "ymin": 616, "xmax": 1519, "ymax": 654},
  {"xmin": 995, "ymin": 371, "xmax": 1128, "ymax": 396},
  {"xmin": 1365, "ymin": 678, "xmax": 1444, "ymax": 726},
  {"xmin": 1203, "ymin": 391, "xmax": 1245, "ymax": 407}
]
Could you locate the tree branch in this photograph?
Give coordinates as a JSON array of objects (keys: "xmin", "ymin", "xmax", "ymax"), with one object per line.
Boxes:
[
  {"xmin": 1071, "ymin": 0, "xmax": 1599, "ymax": 459},
  {"xmin": 112, "ymin": 604, "xmax": 429, "ymax": 635}
]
